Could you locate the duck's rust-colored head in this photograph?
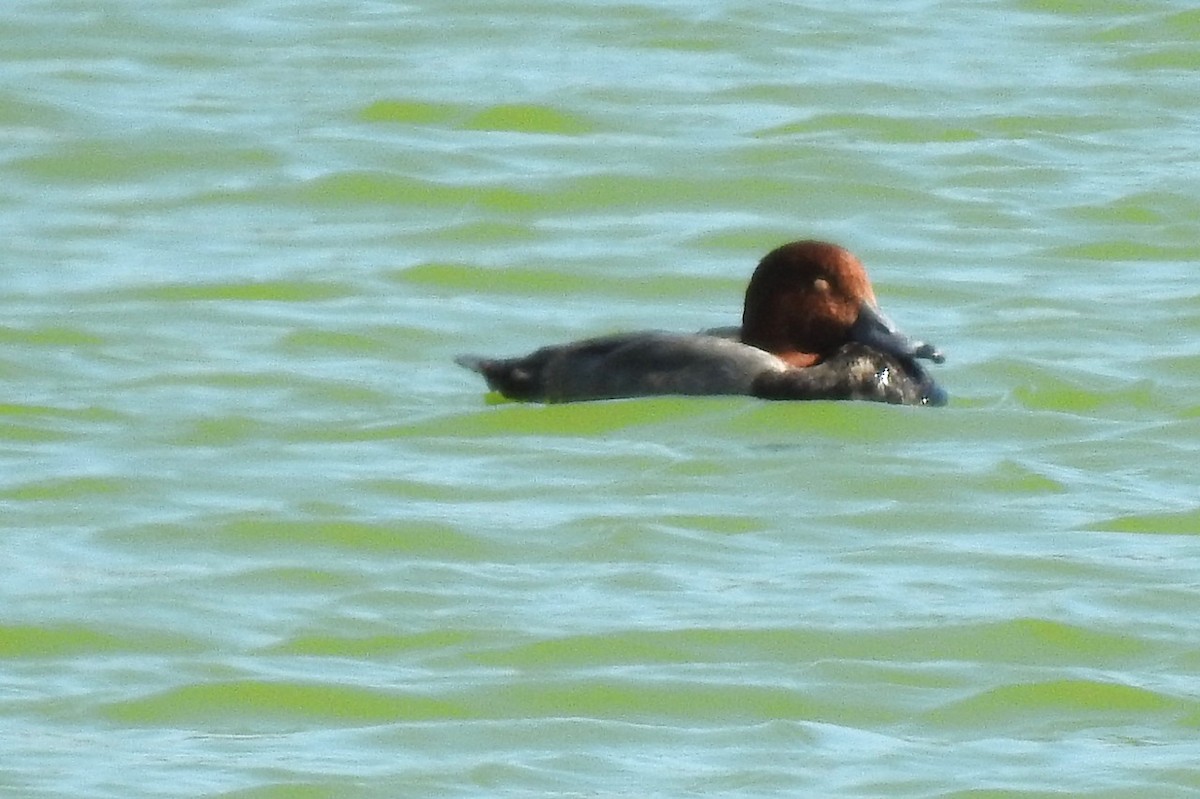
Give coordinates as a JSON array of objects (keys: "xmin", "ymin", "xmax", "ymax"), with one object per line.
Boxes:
[{"xmin": 740, "ymin": 240, "xmax": 943, "ymax": 368}]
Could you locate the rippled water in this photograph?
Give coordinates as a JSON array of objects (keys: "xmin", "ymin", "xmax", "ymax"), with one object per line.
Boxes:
[{"xmin": 4, "ymin": 1, "xmax": 1200, "ymax": 797}]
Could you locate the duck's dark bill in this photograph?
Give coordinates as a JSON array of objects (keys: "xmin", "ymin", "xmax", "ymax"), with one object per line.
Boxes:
[{"xmin": 850, "ymin": 302, "xmax": 945, "ymax": 364}]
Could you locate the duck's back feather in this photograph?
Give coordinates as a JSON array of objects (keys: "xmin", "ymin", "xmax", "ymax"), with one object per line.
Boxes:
[{"xmin": 456, "ymin": 333, "xmax": 945, "ymax": 405}]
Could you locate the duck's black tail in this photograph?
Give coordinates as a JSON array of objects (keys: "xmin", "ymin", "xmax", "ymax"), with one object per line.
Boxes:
[
  {"xmin": 453, "ymin": 354, "xmax": 488, "ymax": 374},
  {"xmin": 454, "ymin": 354, "xmax": 540, "ymax": 400}
]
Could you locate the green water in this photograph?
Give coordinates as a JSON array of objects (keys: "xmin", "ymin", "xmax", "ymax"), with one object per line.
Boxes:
[{"xmin": 4, "ymin": 1, "xmax": 1200, "ymax": 797}]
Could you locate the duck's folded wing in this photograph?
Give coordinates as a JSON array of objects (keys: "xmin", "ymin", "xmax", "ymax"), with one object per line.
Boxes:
[{"xmin": 457, "ymin": 332, "xmax": 787, "ymax": 402}]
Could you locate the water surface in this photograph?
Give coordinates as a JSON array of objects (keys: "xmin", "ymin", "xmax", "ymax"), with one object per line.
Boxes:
[{"xmin": 3, "ymin": 1, "xmax": 1200, "ymax": 797}]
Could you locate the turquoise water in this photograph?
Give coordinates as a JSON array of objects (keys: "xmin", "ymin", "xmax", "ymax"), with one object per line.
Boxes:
[{"xmin": 4, "ymin": 1, "xmax": 1200, "ymax": 796}]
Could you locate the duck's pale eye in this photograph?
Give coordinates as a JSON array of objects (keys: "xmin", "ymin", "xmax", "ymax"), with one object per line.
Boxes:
[{"xmin": 812, "ymin": 278, "xmax": 831, "ymax": 293}]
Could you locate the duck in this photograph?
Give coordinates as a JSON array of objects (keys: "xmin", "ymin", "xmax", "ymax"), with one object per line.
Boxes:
[{"xmin": 455, "ymin": 240, "xmax": 947, "ymax": 406}]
